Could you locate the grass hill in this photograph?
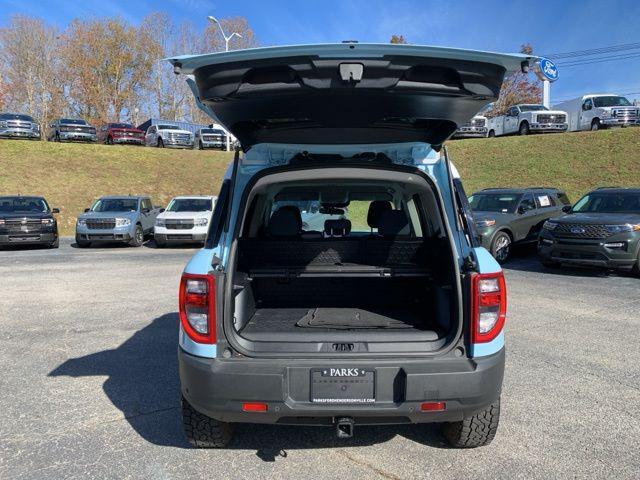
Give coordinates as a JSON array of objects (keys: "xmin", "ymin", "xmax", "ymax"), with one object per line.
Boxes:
[{"xmin": 1, "ymin": 127, "xmax": 639, "ymax": 235}]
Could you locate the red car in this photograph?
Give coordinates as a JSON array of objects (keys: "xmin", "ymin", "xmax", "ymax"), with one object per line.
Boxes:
[{"xmin": 98, "ymin": 123, "xmax": 145, "ymax": 145}]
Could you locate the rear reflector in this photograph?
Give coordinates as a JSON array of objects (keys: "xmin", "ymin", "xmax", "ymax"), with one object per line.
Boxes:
[
  {"xmin": 420, "ymin": 402, "xmax": 446, "ymax": 412},
  {"xmin": 179, "ymin": 273, "xmax": 216, "ymax": 344},
  {"xmin": 471, "ymin": 271, "xmax": 507, "ymax": 343},
  {"xmin": 242, "ymin": 402, "xmax": 268, "ymax": 412}
]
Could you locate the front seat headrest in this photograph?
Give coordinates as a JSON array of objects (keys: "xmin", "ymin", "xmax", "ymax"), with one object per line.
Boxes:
[
  {"xmin": 379, "ymin": 210, "xmax": 410, "ymax": 237},
  {"xmin": 267, "ymin": 206, "xmax": 302, "ymax": 237},
  {"xmin": 324, "ymin": 219, "xmax": 352, "ymax": 237},
  {"xmin": 367, "ymin": 201, "xmax": 392, "ymax": 229}
]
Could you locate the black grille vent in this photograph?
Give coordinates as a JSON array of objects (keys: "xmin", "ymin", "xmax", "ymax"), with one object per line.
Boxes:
[{"xmin": 554, "ymin": 223, "xmax": 610, "ymax": 239}]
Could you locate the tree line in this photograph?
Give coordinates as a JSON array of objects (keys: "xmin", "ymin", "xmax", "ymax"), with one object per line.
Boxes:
[{"xmin": 0, "ymin": 13, "xmax": 257, "ymax": 131}]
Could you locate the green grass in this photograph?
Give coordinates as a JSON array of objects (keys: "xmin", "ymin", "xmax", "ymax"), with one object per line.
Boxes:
[
  {"xmin": 0, "ymin": 140, "xmax": 232, "ymax": 235},
  {"xmin": 1, "ymin": 128, "xmax": 639, "ymax": 235}
]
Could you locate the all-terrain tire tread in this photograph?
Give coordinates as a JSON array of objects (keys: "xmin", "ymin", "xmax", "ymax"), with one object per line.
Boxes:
[
  {"xmin": 181, "ymin": 396, "xmax": 233, "ymax": 448},
  {"xmin": 443, "ymin": 399, "xmax": 500, "ymax": 448}
]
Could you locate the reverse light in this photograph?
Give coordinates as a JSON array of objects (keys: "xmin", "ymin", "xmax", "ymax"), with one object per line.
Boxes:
[
  {"xmin": 475, "ymin": 219, "xmax": 496, "ymax": 228},
  {"xmin": 115, "ymin": 218, "xmax": 131, "ymax": 227},
  {"xmin": 472, "ymin": 272, "xmax": 507, "ymax": 343},
  {"xmin": 543, "ymin": 220, "xmax": 558, "ymax": 231},
  {"xmin": 179, "ymin": 273, "xmax": 216, "ymax": 344}
]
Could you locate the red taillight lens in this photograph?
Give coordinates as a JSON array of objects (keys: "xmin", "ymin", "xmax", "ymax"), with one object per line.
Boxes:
[
  {"xmin": 420, "ymin": 401, "xmax": 446, "ymax": 412},
  {"xmin": 242, "ymin": 402, "xmax": 268, "ymax": 412},
  {"xmin": 471, "ymin": 272, "xmax": 506, "ymax": 343},
  {"xmin": 179, "ymin": 273, "xmax": 216, "ymax": 344}
]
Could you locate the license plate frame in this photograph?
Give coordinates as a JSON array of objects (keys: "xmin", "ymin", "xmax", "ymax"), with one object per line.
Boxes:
[{"xmin": 310, "ymin": 368, "xmax": 375, "ymax": 405}]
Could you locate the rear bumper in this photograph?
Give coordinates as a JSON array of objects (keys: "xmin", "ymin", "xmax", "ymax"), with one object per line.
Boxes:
[
  {"xmin": 530, "ymin": 123, "xmax": 568, "ymax": 133},
  {"xmin": 179, "ymin": 348, "xmax": 505, "ymax": 424},
  {"xmin": 538, "ymin": 232, "xmax": 639, "ymax": 270},
  {"xmin": 0, "ymin": 232, "xmax": 56, "ymax": 245}
]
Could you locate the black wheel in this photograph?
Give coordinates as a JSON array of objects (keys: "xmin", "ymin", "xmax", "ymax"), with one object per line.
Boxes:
[
  {"xmin": 182, "ymin": 396, "xmax": 234, "ymax": 448},
  {"xmin": 442, "ymin": 398, "xmax": 500, "ymax": 448},
  {"xmin": 487, "ymin": 130, "xmax": 495, "ymax": 138},
  {"xmin": 157, "ymin": 138, "xmax": 164, "ymax": 148},
  {"xmin": 154, "ymin": 236, "xmax": 166, "ymax": 248},
  {"xmin": 106, "ymin": 136, "xmax": 113, "ymax": 145},
  {"xmin": 491, "ymin": 231, "xmax": 512, "ymax": 264},
  {"xmin": 591, "ymin": 119, "xmax": 601, "ymax": 131},
  {"xmin": 633, "ymin": 252, "xmax": 640, "ymax": 277},
  {"xmin": 129, "ymin": 224, "xmax": 144, "ymax": 247},
  {"xmin": 55, "ymin": 133, "xmax": 61, "ymax": 143},
  {"xmin": 198, "ymin": 140, "xmax": 204, "ymax": 150},
  {"xmin": 75, "ymin": 236, "xmax": 91, "ymax": 248},
  {"xmin": 519, "ymin": 121, "xmax": 530, "ymax": 136},
  {"xmin": 49, "ymin": 237, "xmax": 59, "ymax": 249}
]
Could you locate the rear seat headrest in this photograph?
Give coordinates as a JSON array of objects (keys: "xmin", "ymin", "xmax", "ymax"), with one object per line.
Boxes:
[
  {"xmin": 267, "ymin": 206, "xmax": 302, "ymax": 237},
  {"xmin": 367, "ymin": 201, "xmax": 392, "ymax": 229},
  {"xmin": 324, "ymin": 219, "xmax": 352, "ymax": 237},
  {"xmin": 378, "ymin": 210, "xmax": 410, "ymax": 236}
]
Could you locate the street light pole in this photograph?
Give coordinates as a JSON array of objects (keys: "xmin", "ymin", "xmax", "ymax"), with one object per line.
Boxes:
[{"xmin": 207, "ymin": 15, "xmax": 242, "ymax": 151}]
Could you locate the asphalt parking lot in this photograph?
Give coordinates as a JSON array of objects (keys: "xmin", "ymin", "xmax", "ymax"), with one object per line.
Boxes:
[{"xmin": 1, "ymin": 239, "xmax": 638, "ymax": 479}]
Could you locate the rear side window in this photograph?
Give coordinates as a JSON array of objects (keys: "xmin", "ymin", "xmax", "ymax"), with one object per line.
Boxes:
[
  {"xmin": 141, "ymin": 198, "xmax": 152, "ymax": 211},
  {"xmin": 556, "ymin": 192, "xmax": 571, "ymax": 205},
  {"xmin": 519, "ymin": 194, "xmax": 536, "ymax": 212}
]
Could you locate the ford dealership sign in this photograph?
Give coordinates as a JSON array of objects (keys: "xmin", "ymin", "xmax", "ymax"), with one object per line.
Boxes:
[{"xmin": 535, "ymin": 58, "xmax": 559, "ymax": 82}]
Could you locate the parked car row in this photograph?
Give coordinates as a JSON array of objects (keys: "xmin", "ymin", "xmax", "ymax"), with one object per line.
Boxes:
[
  {"xmin": 0, "ymin": 113, "xmax": 230, "ymax": 150},
  {"xmin": 454, "ymin": 93, "xmax": 640, "ymax": 139},
  {"xmin": 469, "ymin": 186, "xmax": 640, "ymax": 275},
  {"xmin": 0, "ymin": 194, "xmax": 216, "ymax": 250}
]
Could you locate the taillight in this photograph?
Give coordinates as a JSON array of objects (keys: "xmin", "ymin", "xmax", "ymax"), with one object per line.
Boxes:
[
  {"xmin": 471, "ymin": 272, "xmax": 506, "ymax": 343},
  {"xmin": 179, "ymin": 273, "xmax": 216, "ymax": 344}
]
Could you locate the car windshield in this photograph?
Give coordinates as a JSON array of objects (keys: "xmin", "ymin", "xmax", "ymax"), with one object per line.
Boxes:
[
  {"xmin": 91, "ymin": 199, "xmax": 138, "ymax": 212},
  {"xmin": 158, "ymin": 125, "xmax": 178, "ymax": 130},
  {"xmin": 469, "ymin": 193, "xmax": 522, "ymax": 213},
  {"xmin": 0, "ymin": 113, "xmax": 33, "ymax": 121},
  {"xmin": 201, "ymin": 129, "xmax": 224, "ymax": 134},
  {"xmin": 519, "ymin": 105, "xmax": 548, "ymax": 112},
  {"xmin": 593, "ymin": 96, "xmax": 632, "ymax": 107},
  {"xmin": 110, "ymin": 123, "xmax": 133, "ymax": 129},
  {"xmin": 61, "ymin": 119, "xmax": 87, "ymax": 125},
  {"xmin": 166, "ymin": 198, "xmax": 212, "ymax": 212},
  {"xmin": 0, "ymin": 197, "xmax": 49, "ymax": 213},
  {"xmin": 572, "ymin": 192, "xmax": 640, "ymax": 214}
]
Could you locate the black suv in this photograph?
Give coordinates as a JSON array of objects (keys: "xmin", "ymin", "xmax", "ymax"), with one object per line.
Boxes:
[
  {"xmin": 0, "ymin": 196, "xmax": 60, "ymax": 248},
  {"xmin": 469, "ymin": 187, "xmax": 571, "ymax": 263},
  {"xmin": 538, "ymin": 187, "xmax": 640, "ymax": 274}
]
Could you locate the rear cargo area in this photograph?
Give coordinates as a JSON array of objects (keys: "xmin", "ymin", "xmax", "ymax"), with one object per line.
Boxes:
[{"xmin": 226, "ymin": 167, "xmax": 461, "ymax": 354}]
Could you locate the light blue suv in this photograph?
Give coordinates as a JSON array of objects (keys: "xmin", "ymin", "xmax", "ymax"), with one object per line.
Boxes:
[
  {"xmin": 169, "ymin": 43, "xmax": 528, "ymax": 448},
  {"xmin": 75, "ymin": 196, "xmax": 161, "ymax": 247}
]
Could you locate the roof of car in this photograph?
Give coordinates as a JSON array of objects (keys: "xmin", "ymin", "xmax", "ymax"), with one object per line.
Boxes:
[
  {"xmin": 477, "ymin": 187, "xmax": 561, "ymax": 194},
  {"xmin": 592, "ymin": 187, "xmax": 640, "ymax": 193},
  {"xmin": 0, "ymin": 195, "xmax": 46, "ymax": 199},
  {"xmin": 99, "ymin": 195, "xmax": 146, "ymax": 200},
  {"xmin": 172, "ymin": 196, "xmax": 215, "ymax": 200}
]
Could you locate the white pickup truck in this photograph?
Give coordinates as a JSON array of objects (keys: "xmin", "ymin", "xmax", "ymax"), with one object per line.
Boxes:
[
  {"xmin": 453, "ymin": 114, "xmax": 488, "ymax": 138},
  {"xmin": 487, "ymin": 104, "xmax": 568, "ymax": 137},
  {"xmin": 553, "ymin": 94, "xmax": 640, "ymax": 131}
]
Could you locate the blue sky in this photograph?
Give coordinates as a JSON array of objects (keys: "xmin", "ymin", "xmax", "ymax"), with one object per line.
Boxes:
[{"xmin": 2, "ymin": 0, "xmax": 640, "ymax": 103}]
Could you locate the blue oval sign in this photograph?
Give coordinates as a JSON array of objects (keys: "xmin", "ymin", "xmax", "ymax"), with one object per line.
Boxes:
[{"xmin": 537, "ymin": 58, "xmax": 559, "ymax": 82}]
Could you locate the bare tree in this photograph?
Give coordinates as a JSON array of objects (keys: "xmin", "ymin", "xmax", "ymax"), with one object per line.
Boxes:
[
  {"xmin": 390, "ymin": 34, "xmax": 407, "ymax": 44},
  {"xmin": 0, "ymin": 15, "xmax": 63, "ymax": 136}
]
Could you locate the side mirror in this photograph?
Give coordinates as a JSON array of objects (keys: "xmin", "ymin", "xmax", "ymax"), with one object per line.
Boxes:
[
  {"xmin": 562, "ymin": 205, "xmax": 572, "ymax": 213},
  {"xmin": 52, "ymin": 208, "xmax": 60, "ymax": 214},
  {"xmin": 84, "ymin": 208, "xmax": 90, "ymax": 213},
  {"xmin": 159, "ymin": 208, "xmax": 165, "ymax": 213},
  {"xmin": 517, "ymin": 206, "xmax": 527, "ymax": 214},
  {"xmin": 142, "ymin": 208, "xmax": 150, "ymax": 214}
]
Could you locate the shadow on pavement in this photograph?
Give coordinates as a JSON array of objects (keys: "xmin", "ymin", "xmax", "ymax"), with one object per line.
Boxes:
[{"xmin": 48, "ymin": 313, "xmax": 450, "ymax": 456}]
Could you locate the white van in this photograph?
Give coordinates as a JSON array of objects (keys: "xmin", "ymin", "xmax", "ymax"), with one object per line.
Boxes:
[{"xmin": 553, "ymin": 94, "xmax": 640, "ymax": 131}]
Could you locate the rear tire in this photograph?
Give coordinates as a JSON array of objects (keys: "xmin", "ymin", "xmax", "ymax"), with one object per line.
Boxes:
[
  {"xmin": 491, "ymin": 231, "xmax": 512, "ymax": 264},
  {"xmin": 182, "ymin": 396, "xmax": 234, "ymax": 448},
  {"xmin": 443, "ymin": 399, "xmax": 500, "ymax": 448},
  {"xmin": 591, "ymin": 119, "xmax": 601, "ymax": 131},
  {"xmin": 129, "ymin": 224, "xmax": 144, "ymax": 247},
  {"xmin": 519, "ymin": 121, "xmax": 530, "ymax": 135}
]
